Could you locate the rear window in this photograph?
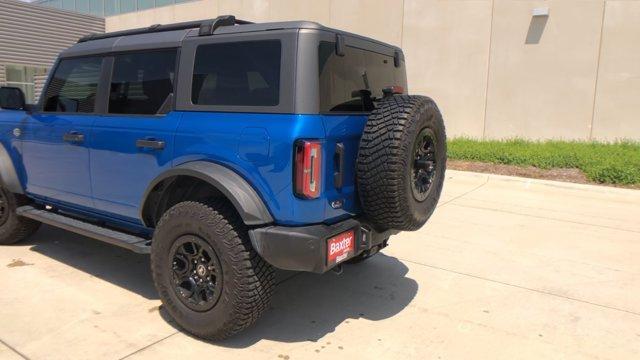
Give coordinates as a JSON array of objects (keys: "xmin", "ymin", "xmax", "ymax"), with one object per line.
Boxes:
[
  {"xmin": 318, "ymin": 41, "xmax": 407, "ymax": 113},
  {"xmin": 108, "ymin": 50, "xmax": 177, "ymax": 115},
  {"xmin": 191, "ymin": 40, "xmax": 281, "ymax": 107}
]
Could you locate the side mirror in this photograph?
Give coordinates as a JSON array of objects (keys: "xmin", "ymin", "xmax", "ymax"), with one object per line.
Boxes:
[{"xmin": 0, "ymin": 87, "xmax": 26, "ymax": 110}]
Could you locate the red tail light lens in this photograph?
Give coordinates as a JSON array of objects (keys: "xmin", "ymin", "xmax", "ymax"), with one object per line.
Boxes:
[
  {"xmin": 383, "ymin": 85, "xmax": 405, "ymax": 96},
  {"xmin": 294, "ymin": 140, "xmax": 322, "ymax": 199}
]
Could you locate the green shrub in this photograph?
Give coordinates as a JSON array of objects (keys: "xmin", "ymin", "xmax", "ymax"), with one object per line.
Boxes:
[{"xmin": 448, "ymin": 139, "xmax": 640, "ymax": 185}]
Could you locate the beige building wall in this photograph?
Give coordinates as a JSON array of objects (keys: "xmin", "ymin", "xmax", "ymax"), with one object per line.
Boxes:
[
  {"xmin": 591, "ymin": 1, "xmax": 640, "ymax": 141},
  {"xmin": 105, "ymin": 0, "xmax": 640, "ymax": 141},
  {"xmin": 403, "ymin": 0, "xmax": 492, "ymax": 138},
  {"xmin": 484, "ymin": 0, "xmax": 604, "ymax": 140}
]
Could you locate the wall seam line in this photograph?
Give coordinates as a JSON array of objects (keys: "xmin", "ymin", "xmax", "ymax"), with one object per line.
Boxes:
[
  {"xmin": 400, "ymin": 0, "xmax": 405, "ymax": 49},
  {"xmin": 589, "ymin": 0, "xmax": 607, "ymax": 141},
  {"xmin": 482, "ymin": 0, "xmax": 496, "ymax": 140}
]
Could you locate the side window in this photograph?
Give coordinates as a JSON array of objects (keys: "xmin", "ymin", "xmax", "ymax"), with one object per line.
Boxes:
[
  {"xmin": 43, "ymin": 57, "xmax": 102, "ymax": 113},
  {"xmin": 318, "ymin": 42, "xmax": 406, "ymax": 113},
  {"xmin": 191, "ymin": 40, "xmax": 281, "ymax": 107},
  {"xmin": 108, "ymin": 50, "xmax": 176, "ymax": 115}
]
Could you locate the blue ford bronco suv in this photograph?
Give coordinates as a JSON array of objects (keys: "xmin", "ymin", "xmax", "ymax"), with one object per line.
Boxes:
[{"xmin": 0, "ymin": 16, "xmax": 446, "ymax": 339}]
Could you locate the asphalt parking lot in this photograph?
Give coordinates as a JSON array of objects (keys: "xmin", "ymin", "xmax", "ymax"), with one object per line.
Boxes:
[{"xmin": 1, "ymin": 170, "xmax": 639, "ymax": 360}]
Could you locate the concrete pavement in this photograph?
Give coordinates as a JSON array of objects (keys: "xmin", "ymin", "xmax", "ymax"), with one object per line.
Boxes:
[{"xmin": 0, "ymin": 170, "xmax": 639, "ymax": 359}]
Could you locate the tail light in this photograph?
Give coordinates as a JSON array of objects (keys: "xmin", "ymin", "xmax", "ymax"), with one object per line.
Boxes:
[
  {"xmin": 294, "ymin": 140, "xmax": 322, "ymax": 199},
  {"xmin": 382, "ymin": 85, "xmax": 405, "ymax": 97}
]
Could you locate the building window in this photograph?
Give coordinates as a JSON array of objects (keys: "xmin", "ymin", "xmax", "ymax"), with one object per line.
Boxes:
[
  {"xmin": 5, "ymin": 65, "xmax": 48, "ymax": 104},
  {"xmin": 35, "ymin": 0, "xmax": 198, "ymax": 16}
]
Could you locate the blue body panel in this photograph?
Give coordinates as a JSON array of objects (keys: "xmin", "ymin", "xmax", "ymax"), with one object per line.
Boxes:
[
  {"xmin": 0, "ymin": 109, "xmax": 366, "ymax": 230},
  {"xmin": 21, "ymin": 112, "xmax": 95, "ymax": 208},
  {"xmin": 90, "ymin": 113, "xmax": 182, "ymax": 219},
  {"xmin": 173, "ymin": 112, "xmax": 365, "ymax": 225}
]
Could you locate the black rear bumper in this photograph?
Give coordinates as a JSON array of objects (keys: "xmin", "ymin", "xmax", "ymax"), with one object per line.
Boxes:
[{"xmin": 248, "ymin": 218, "xmax": 398, "ymax": 273}]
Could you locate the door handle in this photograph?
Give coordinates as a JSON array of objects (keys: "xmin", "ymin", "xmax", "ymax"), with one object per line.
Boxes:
[
  {"xmin": 136, "ymin": 139, "xmax": 165, "ymax": 150},
  {"xmin": 334, "ymin": 142, "xmax": 345, "ymax": 189},
  {"xmin": 63, "ymin": 132, "xmax": 84, "ymax": 143}
]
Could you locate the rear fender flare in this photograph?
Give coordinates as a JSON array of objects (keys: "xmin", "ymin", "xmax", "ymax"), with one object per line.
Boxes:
[{"xmin": 140, "ymin": 161, "xmax": 273, "ymax": 227}]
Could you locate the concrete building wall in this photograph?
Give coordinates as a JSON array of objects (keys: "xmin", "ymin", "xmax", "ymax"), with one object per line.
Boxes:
[
  {"xmin": 484, "ymin": 0, "xmax": 604, "ymax": 140},
  {"xmin": 0, "ymin": 65, "xmax": 5, "ymax": 87},
  {"xmin": 0, "ymin": 0, "xmax": 104, "ymax": 67},
  {"xmin": 0, "ymin": 0, "xmax": 104, "ymax": 101},
  {"xmin": 104, "ymin": 0, "xmax": 640, "ymax": 141},
  {"xmin": 403, "ymin": 0, "xmax": 492, "ymax": 139},
  {"xmin": 592, "ymin": 1, "xmax": 640, "ymax": 141}
]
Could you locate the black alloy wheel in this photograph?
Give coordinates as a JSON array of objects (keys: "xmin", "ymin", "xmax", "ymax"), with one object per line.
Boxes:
[
  {"xmin": 170, "ymin": 235, "xmax": 223, "ymax": 312},
  {"xmin": 411, "ymin": 128, "xmax": 437, "ymax": 202},
  {"xmin": 151, "ymin": 200, "xmax": 275, "ymax": 340}
]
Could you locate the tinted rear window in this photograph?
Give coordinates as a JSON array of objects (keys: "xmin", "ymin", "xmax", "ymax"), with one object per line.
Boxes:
[
  {"xmin": 191, "ymin": 40, "xmax": 281, "ymax": 106},
  {"xmin": 108, "ymin": 50, "xmax": 176, "ymax": 115},
  {"xmin": 318, "ymin": 41, "xmax": 407, "ymax": 113}
]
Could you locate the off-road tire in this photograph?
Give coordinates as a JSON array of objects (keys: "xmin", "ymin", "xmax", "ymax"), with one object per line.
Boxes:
[
  {"xmin": 357, "ymin": 95, "xmax": 447, "ymax": 231},
  {"xmin": 150, "ymin": 200, "xmax": 275, "ymax": 340},
  {"xmin": 0, "ymin": 187, "xmax": 41, "ymax": 245}
]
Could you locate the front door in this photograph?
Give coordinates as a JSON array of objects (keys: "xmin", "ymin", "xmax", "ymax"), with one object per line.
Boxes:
[
  {"xmin": 21, "ymin": 56, "xmax": 105, "ymax": 208},
  {"xmin": 89, "ymin": 50, "xmax": 179, "ymax": 221}
]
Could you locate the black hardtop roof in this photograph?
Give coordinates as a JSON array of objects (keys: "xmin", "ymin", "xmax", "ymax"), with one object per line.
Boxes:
[{"xmin": 61, "ymin": 15, "xmax": 401, "ymax": 58}]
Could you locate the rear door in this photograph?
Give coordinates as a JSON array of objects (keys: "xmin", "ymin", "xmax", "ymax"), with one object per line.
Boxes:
[
  {"xmin": 89, "ymin": 49, "xmax": 180, "ymax": 221},
  {"xmin": 21, "ymin": 56, "xmax": 105, "ymax": 208}
]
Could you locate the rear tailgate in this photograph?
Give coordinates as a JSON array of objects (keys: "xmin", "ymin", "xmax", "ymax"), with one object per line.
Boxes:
[{"xmin": 321, "ymin": 114, "xmax": 368, "ymax": 222}]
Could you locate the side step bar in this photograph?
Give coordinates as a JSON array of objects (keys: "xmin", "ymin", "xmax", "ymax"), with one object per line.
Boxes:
[{"xmin": 17, "ymin": 206, "xmax": 151, "ymax": 254}]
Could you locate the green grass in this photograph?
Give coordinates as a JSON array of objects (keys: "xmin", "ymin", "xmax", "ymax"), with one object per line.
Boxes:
[{"xmin": 447, "ymin": 139, "xmax": 640, "ymax": 185}]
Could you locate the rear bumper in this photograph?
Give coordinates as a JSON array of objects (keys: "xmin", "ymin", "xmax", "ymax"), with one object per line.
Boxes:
[{"xmin": 248, "ymin": 218, "xmax": 398, "ymax": 273}]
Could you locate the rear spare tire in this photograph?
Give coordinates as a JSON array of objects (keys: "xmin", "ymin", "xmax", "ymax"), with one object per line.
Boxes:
[{"xmin": 357, "ymin": 95, "xmax": 446, "ymax": 231}]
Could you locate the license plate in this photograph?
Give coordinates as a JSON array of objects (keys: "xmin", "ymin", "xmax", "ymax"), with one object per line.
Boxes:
[{"xmin": 327, "ymin": 229, "xmax": 355, "ymax": 266}]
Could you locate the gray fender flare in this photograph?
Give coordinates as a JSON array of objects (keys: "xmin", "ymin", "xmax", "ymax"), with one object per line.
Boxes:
[
  {"xmin": 140, "ymin": 161, "xmax": 273, "ymax": 227},
  {"xmin": 0, "ymin": 143, "xmax": 23, "ymax": 194}
]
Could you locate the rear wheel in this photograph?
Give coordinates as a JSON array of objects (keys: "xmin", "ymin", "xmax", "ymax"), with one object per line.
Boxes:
[
  {"xmin": 0, "ymin": 187, "xmax": 41, "ymax": 245},
  {"xmin": 151, "ymin": 200, "xmax": 275, "ymax": 340}
]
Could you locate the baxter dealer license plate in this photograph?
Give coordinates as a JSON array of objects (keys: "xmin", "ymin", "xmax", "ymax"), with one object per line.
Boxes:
[{"xmin": 327, "ymin": 229, "xmax": 355, "ymax": 266}]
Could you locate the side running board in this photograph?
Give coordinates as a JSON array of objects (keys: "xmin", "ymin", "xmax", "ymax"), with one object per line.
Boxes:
[{"xmin": 17, "ymin": 206, "xmax": 151, "ymax": 254}]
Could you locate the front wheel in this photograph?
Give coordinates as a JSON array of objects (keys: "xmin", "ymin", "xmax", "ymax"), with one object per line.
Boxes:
[
  {"xmin": 0, "ymin": 187, "xmax": 41, "ymax": 245},
  {"xmin": 150, "ymin": 200, "xmax": 275, "ymax": 340}
]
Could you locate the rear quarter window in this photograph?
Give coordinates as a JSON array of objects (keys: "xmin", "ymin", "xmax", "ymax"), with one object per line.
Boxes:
[{"xmin": 191, "ymin": 40, "xmax": 281, "ymax": 107}]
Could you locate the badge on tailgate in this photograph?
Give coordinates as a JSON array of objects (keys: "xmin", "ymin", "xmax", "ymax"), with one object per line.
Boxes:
[{"xmin": 327, "ymin": 229, "xmax": 355, "ymax": 266}]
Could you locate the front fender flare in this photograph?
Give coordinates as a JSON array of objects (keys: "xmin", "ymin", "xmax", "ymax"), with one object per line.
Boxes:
[
  {"xmin": 140, "ymin": 161, "xmax": 274, "ymax": 227},
  {"xmin": 0, "ymin": 143, "xmax": 23, "ymax": 194}
]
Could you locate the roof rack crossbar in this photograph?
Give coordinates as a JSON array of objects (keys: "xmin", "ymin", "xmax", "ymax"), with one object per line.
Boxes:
[{"xmin": 77, "ymin": 15, "xmax": 252, "ymax": 43}]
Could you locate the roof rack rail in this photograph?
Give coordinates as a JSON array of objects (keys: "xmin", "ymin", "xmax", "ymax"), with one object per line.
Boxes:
[{"xmin": 77, "ymin": 15, "xmax": 252, "ymax": 43}]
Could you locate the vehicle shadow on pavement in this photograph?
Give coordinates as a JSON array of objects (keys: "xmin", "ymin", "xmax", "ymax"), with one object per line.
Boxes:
[
  {"xmin": 26, "ymin": 226, "xmax": 418, "ymax": 346},
  {"xmin": 27, "ymin": 225, "xmax": 158, "ymax": 299},
  {"xmin": 163, "ymin": 253, "xmax": 418, "ymax": 347}
]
